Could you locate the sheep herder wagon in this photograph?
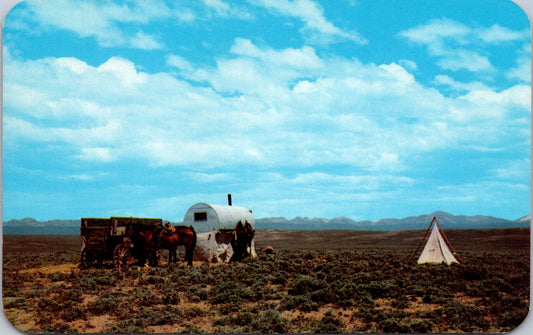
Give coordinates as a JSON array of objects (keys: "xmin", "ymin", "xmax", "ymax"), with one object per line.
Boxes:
[
  {"xmin": 182, "ymin": 194, "xmax": 257, "ymax": 263},
  {"xmin": 80, "ymin": 216, "xmax": 162, "ymax": 269}
]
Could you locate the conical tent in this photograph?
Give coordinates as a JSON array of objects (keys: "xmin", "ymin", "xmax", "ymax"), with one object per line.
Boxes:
[{"xmin": 414, "ymin": 216, "xmax": 462, "ymax": 265}]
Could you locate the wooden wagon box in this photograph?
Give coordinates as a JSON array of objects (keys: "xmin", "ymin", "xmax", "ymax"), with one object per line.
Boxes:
[{"xmin": 80, "ymin": 216, "xmax": 162, "ymax": 269}]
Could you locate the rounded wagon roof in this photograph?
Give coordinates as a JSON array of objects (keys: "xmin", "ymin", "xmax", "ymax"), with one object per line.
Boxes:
[{"xmin": 183, "ymin": 202, "xmax": 255, "ymax": 232}]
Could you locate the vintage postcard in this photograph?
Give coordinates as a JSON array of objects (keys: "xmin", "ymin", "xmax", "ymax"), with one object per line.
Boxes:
[{"xmin": 2, "ymin": 0, "xmax": 530, "ymax": 333}]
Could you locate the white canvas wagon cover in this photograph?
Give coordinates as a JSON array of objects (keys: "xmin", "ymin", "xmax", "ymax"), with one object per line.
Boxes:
[
  {"xmin": 183, "ymin": 202, "xmax": 256, "ymax": 262},
  {"xmin": 183, "ymin": 203, "xmax": 255, "ymax": 233}
]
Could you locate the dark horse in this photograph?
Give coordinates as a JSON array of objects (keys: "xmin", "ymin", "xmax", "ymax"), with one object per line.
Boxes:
[
  {"xmin": 160, "ymin": 225, "xmax": 197, "ymax": 266},
  {"xmin": 137, "ymin": 224, "xmax": 165, "ymax": 267},
  {"xmin": 230, "ymin": 220, "xmax": 255, "ymax": 262}
]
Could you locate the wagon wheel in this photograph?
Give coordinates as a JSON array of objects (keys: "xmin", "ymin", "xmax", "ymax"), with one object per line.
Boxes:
[
  {"xmin": 113, "ymin": 244, "xmax": 132, "ymax": 269},
  {"xmin": 80, "ymin": 248, "xmax": 94, "ymax": 269}
]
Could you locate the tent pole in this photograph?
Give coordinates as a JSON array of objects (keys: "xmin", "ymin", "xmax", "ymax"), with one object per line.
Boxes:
[{"xmin": 411, "ymin": 216, "xmax": 435, "ymax": 262}]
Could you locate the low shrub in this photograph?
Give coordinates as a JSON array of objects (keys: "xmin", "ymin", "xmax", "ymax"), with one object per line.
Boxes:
[
  {"xmin": 438, "ymin": 300, "xmax": 490, "ymax": 332},
  {"xmin": 280, "ymin": 294, "xmax": 319, "ymax": 312},
  {"xmin": 178, "ymin": 322, "xmax": 203, "ymax": 334},
  {"xmin": 379, "ymin": 317, "xmax": 411, "ymax": 333},
  {"xmin": 3, "ymin": 298, "xmax": 28, "ymax": 310},
  {"xmin": 88, "ymin": 294, "xmax": 121, "ymax": 315},
  {"xmin": 131, "ymin": 287, "xmax": 164, "ymax": 307},
  {"xmin": 60, "ymin": 305, "xmax": 88, "ymax": 322},
  {"xmin": 40, "ymin": 322, "xmax": 75, "ymax": 333},
  {"xmin": 365, "ymin": 280, "xmax": 396, "ymax": 299},
  {"xmin": 208, "ymin": 281, "xmax": 252, "ymax": 305},
  {"xmin": 315, "ymin": 311, "xmax": 344, "ymax": 334},
  {"xmin": 500, "ymin": 310, "xmax": 529, "ymax": 329},
  {"xmin": 288, "ymin": 275, "xmax": 329, "ymax": 296},
  {"xmin": 37, "ymin": 297, "xmax": 59, "ymax": 315},
  {"xmin": 214, "ymin": 311, "xmax": 254, "ymax": 328},
  {"xmin": 49, "ymin": 271, "xmax": 69, "ymax": 282},
  {"xmin": 182, "ymin": 306, "xmax": 208, "ymax": 320},
  {"xmin": 248, "ymin": 309, "xmax": 290, "ymax": 333},
  {"xmin": 408, "ymin": 319, "xmax": 434, "ymax": 333},
  {"xmin": 391, "ymin": 297, "xmax": 410, "ymax": 309}
]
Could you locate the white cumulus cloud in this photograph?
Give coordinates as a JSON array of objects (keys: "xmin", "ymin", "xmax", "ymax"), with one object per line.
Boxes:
[
  {"xmin": 399, "ymin": 18, "xmax": 529, "ymax": 73},
  {"xmin": 3, "ymin": 39, "xmax": 529, "ymax": 174},
  {"xmin": 251, "ymin": 0, "xmax": 366, "ymax": 44}
]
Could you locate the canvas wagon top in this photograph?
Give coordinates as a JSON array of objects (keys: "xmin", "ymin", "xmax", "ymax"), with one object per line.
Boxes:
[{"xmin": 183, "ymin": 203, "xmax": 255, "ymax": 234}]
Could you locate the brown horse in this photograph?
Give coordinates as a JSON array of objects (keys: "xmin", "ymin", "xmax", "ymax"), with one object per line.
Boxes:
[
  {"xmin": 137, "ymin": 224, "xmax": 164, "ymax": 266},
  {"xmin": 230, "ymin": 220, "xmax": 255, "ymax": 262},
  {"xmin": 160, "ymin": 225, "xmax": 197, "ymax": 266}
]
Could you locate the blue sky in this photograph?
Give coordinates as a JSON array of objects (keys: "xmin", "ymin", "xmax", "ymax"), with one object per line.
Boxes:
[{"xmin": 1, "ymin": 0, "xmax": 530, "ymax": 222}]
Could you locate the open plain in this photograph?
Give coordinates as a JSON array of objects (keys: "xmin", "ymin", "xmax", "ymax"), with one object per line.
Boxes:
[{"xmin": 2, "ymin": 228, "xmax": 530, "ymax": 333}]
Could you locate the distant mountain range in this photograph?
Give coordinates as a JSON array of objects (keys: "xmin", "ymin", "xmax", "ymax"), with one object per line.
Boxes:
[
  {"xmin": 256, "ymin": 211, "xmax": 530, "ymax": 230},
  {"xmin": 3, "ymin": 218, "xmax": 82, "ymax": 235},
  {"xmin": 2, "ymin": 211, "xmax": 530, "ymax": 235}
]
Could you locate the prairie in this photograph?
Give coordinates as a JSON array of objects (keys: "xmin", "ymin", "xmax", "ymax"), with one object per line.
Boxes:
[{"xmin": 2, "ymin": 228, "xmax": 530, "ymax": 333}]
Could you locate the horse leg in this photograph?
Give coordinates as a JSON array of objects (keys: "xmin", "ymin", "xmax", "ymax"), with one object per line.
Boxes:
[
  {"xmin": 169, "ymin": 247, "xmax": 177, "ymax": 263},
  {"xmin": 184, "ymin": 245, "xmax": 194, "ymax": 266},
  {"xmin": 150, "ymin": 249, "xmax": 158, "ymax": 267},
  {"xmin": 188, "ymin": 229, "xmax": 197, "ymax": 266},
  {"xmin": 146, "ymin": 249, "xmax": 153, "ymax": 266}
]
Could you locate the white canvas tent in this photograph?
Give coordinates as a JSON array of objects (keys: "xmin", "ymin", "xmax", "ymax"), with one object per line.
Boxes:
[
  {"xmin": 414, "ymin": 216, "xmax": 462, "ymax": 265},
  {"xmin": 183, "ymin": 202, "xmax": 257, "ymax": 262}
]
